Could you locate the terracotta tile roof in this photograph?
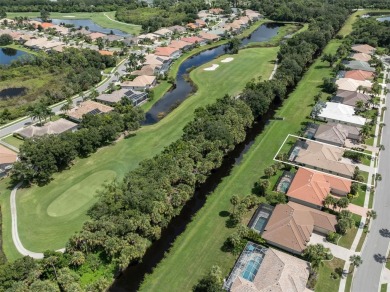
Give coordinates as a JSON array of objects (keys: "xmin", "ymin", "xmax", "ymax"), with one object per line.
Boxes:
[
  {"xmin": 41, "ymin": 22, "xmax": 54, "ymax": 29},
  {"xmin": 121, "ymin": 75, "xmax": 156, "ymax": 88},
  {"xmin": 351, "ymin": 52, "xmax": 372, "ymax": 62},
  {"xmin": 195, "ymin": 19, "xmax": 207, "ymax": 27},
  {"xmin": 180, "ymin": 36, "xmax": 205, "ymax": 44},
  {"xmin": 98, "ymin": 50, "xmax": 114, "ymax": 56},
  {"xmin": 262, "ymin": 202, "xmax": 337, "ymax": 254},
  {"xmin": 153, "ymin": 28, "xmax": 172, "ymax": 36},
  {"xmin": 198, "ymin": 31, "xmax": 219, "ymax": 41},
  {"xmin": 209, "ymin": 8, "xmax": 224, "ymax": 14},
  {"xmin": 186, "ymin": 23, "xmax": 198, "ymax": 29},
  {"xmin": 344, "ymin": 70, "xmax": 374, "ymax": 81},
  {"xmin": 351, "ymin": 44, "xmax": 375, "ymax": 55},
  {"xmin": 0, "ymin": 145, "xmax": 17, "ymax": 165},
  {"xmin": 287, "ymin": 168, "xmax": 351, "ymax": 207},
  {"xmin": 155, "ymin": 46, "xmax": 179, "ymax": 57},
  {"xmin": 131, "ymin": 64, "xmax": 157, "ymax": 76},
  {"xmin": 168, "ymin": 40, "xmax": 192, "ymax": 50},
  {"xmin": 67, "ymin": 100, "xmax": 113, "ymax": 121},
  {"xmin": 167, "ymin": 25, "xmax": 186, "ymax": 33},
  {"xmin": 294, "ymin": 140, "xmax": 356, "ymax": 178}
]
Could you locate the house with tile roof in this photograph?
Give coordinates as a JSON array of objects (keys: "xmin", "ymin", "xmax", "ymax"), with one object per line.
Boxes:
[
  {"xmin": 332, "ymin": 89, "xmax": 371, "ymax": 107},
  {"xmin": 180, "ymin": 36, "xmax": 207, "ymax": 45},
  {"xmin": 154, "ymin": 46, "xmax": 181, "ymax": 58},
  {"xmin": 335, "ymin": 78, "xmax": 372, "ymax": 92},
  {"xmin": 351, "ymin": 44, "xmax": 375, "ymax": 55},
  {"xmin": 287, "ymin": 168, "xmax": 351, "ymax": 209},
  {"xmin": 344, "ymin": 60, "xmax": 375, "ymax": 72},
  {"xmin": 226, "ymin": 244, "xmax": 310, "ymax": 292},
  {"xmin": 317, "ymin": 102, "xmax": 367, "ymax": 127},
  {"xmin": 351, "ymin": 52, "xmax": 372, "ymax": 62},
  {"xmin": 15, "ymin": 118, "xmax": 78, "ymax": 139},
  {"xmin": 209, "ymin": 8, "xmax": 224, "ymax": 15},
  {"xmin": 131, "ymin": 64, "xmax": 159, "ymax": 76},
  {"xmin": 67, "ymin": 100, "xmax": 113, "ymax": 122},
  {"xmin": 262, "ymin": 202, "xmax": 337, "ymax": 254},
  {"xmin": 292, "ymin": 140, "xmax": 356, "ymax": 178},
  {"xmin": 167, "ymin": 25, "xmax": 187, "ymax": 34},
  {"xmin": 344, "ymin": 70, "xmax": 374, "ymax": 81},
  {"xmin": 314, "ymin": 123, "xmax": 361, "ymax": 146},
  {"xmin": 168, "ymin": 40, "xmax": 192, "ymax": 51},
  {"xmin": 89, "ymin": 32, "xmax": 107, "ymax": 40},
  {"xmin": 153, "ymin": 28, "xmax": 173, "ymax": 37},
  {"xmin": 121, "ymin": 75, "xmax": 156, "ymax": 91},
  {"xmin": 198, "ymin": 31, "xmax": 220, "ymax": 41}
]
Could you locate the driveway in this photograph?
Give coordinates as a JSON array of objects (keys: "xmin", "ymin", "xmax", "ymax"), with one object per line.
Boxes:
[{"xmin": 309, "ymin": 233, "xmax": 355, "ymax": 261}]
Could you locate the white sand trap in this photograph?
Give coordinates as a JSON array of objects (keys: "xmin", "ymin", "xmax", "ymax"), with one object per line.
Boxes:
[
  {"xmin": 63, "ymin": 16, "xmax": 76, "ymax": 18},
  {"xmin": 221, "ymin": 57, "xmax": 234, "ymax": 63},
  {"xmin": 204, "ymin": 64, "xmax": 219, "ymax": 71}
]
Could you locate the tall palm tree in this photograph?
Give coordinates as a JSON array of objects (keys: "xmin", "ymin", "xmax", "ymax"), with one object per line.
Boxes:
[
  {"xmin": 366, "ymin": 210, "xmax": 377, "ymax": 227},
  {"xmin": 60, "ymin": 98, "xmax": 73, "ymax": 114},
  {"xmin": 349, "ymin": 255, "xmax": 363, "ymax": 273}
]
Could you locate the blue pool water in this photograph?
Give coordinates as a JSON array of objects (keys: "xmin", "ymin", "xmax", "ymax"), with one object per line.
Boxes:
[
  {"xmin": 253, "ymin": 217, "xmax": 267, "ymax": 233},
  {"xmin": 242, "ymin": 256, "xmax": 262, "ymax": 281}
]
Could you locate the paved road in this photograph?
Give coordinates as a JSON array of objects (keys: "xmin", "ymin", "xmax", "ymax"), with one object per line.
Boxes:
[
  {"xmin": 0, "ymin": 60, "xmax": 127, "ymax": 139},
  {"xmin": 352, "ymin": 67, "xmax": 390, "ymax": 292}
]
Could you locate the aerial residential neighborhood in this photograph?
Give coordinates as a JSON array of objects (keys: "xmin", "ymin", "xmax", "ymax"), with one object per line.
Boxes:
[{"xmin": 0, "ymin": 1, "xmax": 389, "ymax": 292}]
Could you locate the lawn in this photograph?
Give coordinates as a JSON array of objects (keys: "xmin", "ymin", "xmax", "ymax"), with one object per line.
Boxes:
[
  {"xmin": 355, "ymin": 226, "xmax": 368, "ymax": 252},
  {"xmin": 344, "ymin": 266, "xmax": 354, "ymax": 292},
  {"xmin": 381, "ymin": 283, "xmax": 388, "ymax": 292},
  {"xmin": 6, "ymin": 12, "xmax": 142, "ymax": 35},
  {"xmin": 139, "ymin": 40, "xmax": 344, "ymax": 291},
  {"xmin": 0, "ymin": 47, "xmax": 278, "ymax": 259},
  {"xmin": 315, "ymin": 258, "xmax": 345, "ymax": 292},
  {"xmin": 1, "ymin": 135, "xmax": 24, "ymax": 149},
  {"xmin": 338, "ymin": 214, "xmax": 362, "ymax": 249},
  {"xmin": 350, "ymin": 184, "xmax": 367, "ymax": 207}
]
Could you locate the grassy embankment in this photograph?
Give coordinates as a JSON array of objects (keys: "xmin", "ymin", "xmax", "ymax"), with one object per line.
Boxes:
[
  {"xmin": 6, "ymin": 12, "xmax": 141, "ymax": 35},
  {"xmin": 0, "ymin": 47, "xmax": 278, "ymax": 260},
  {"xmin": 139, "ymin": 39, "xmax": 344, "ymax": 291},
  {"xmin": 316, "ymin": 258, "xmax": 345, "ymax": 292}
]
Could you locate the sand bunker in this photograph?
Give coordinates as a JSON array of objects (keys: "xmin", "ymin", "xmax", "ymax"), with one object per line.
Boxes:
[
  {"xmin": 221, "ymin": 57, "xmax": 234, "ymax": 63},
  {"xmin": 204, "ymin": 64, "xmax": 219, "ymax": 71},
  {"xmin": 64, "ymin": 16, "xmax": 76, "ymax": 18}
]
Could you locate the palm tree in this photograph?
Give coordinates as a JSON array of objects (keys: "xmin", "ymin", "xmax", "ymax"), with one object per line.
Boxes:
[
  {"xmin": 28, "ymin": 102, "xmax": 51, "ymax": 125},
  {"xmin": 349, "ymin": 255, "xmax": 363, "ymax": 273},
  {"xmin": 230, "ymin": 195, "xmax": 240, "ymax": 214},
  {"xmin": 366, "ymin": 210, "xmax": 377, "ymax": 227},
  {"xmin": 114, "ymin": 71, "xmax": 120, "ymax": 81},
  {"xmin": 60, "ymin": 98, "xmax": 73, "ymax": 114}
]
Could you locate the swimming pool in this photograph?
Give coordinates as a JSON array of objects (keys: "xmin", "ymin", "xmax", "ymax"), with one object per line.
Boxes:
[
  {"xmin": 253, "ymin": 217, "xmax": 267, "ymax": 233},
  {"xmin": 241, "ymin": 255, "xmax": 262, "ymax": 281}
]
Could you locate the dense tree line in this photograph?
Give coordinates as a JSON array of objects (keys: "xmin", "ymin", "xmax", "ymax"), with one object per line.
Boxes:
[
  {"xmin": 347, "ymin": 17, "xmax": 390, "ymax": 50},
  {"xmin": 11, "ymin": 101, "xmax": 144, "ymax": 185},
  {"xmin": 0, "ymin": 0, "xmax": 356, "ymax": 290}
]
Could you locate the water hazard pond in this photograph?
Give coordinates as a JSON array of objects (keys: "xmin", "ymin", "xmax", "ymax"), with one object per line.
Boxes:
[
  {"xmin": 144, "ymin": 22, "xmax": 283, "ymax": 124},
  {"xmin": 110, "ymin": 22, "xmax": 283, "ymax": 291},
  {"xmin": 0, "ymin": 48, "xmax": 30, "ymax": 65}
]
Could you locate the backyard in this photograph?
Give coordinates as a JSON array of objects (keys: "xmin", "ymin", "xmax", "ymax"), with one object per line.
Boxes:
[
  {"xmin": 0, "ymin": 46, "xmax": 278, "ymax": 260},
  {"xmin": 139, "ymin": 39, "xmax": 344, "ymax": 291}
]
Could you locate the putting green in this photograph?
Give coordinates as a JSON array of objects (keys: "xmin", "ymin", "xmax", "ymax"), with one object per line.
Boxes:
[{"xmin": 47, "ymin": 170, "xmax": 116, "ymax": 217}]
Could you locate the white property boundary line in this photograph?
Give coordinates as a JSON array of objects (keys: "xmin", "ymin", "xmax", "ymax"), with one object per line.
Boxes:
[{"xmin": 273, "ymin": 134, "xmax": 376, "ymax": 187}]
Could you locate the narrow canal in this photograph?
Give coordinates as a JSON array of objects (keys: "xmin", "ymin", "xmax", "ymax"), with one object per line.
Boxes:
[{"xmin": 110, "ymin": 22, "xmax": 285, "ymax": 291}]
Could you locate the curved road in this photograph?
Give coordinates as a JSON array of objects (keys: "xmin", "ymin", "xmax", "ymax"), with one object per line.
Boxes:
[{"xmin": 0, "ymin": 59, "xmax": 127, "ymax": 139}]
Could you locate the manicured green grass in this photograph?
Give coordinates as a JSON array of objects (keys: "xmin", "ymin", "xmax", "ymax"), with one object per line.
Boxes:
[
  {"xmin": 0, "ymin": 44, "xmax": 40, "ymax": 56},
  {"xmin": 338, "ymin": 9, "xmax": 390, "ymax": 37},
  {"xmin": 355, "ymin": 226, "xmax": 368, "ymax": 252},
  {"xmin": 0, "ymin": 47, "xmax": 278, "ymax": 258},
  {"xmin": 338, "ymin": 214, "xmax": 361, "ymax": 249},
  {"xmin": 381, "ymin": 283, "xmax": 388, "ymax": 292},
  {"xmin": 345, "ymin": 266, "xmax": 353, "ymax": 292},
  {"xmin": 350, "ymin": 185, "xmax": 367, "ymax": 207},
  {"xmin": 141, "ymin": 81, "xmax": 172, "ymax": 112},
  {"xmin": 315, "ymin": 257, "xmax": 345, "ymax": 292},
  {"xmin": 1, "ymin": 135, "xmax": 23, "ymax": 149},
  {"xmin": 139, "ymin": 40, "xmax": 344, "ymax": 291},
  {"xmin": 6, "ymin": 12, "xmax": 142, "ymax": 35}
]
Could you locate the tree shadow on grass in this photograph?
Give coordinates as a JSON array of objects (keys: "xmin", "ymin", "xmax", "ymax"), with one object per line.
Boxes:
[{"xmin": 219, "ymin": 210, "xmax": 230, "ymax": 217}]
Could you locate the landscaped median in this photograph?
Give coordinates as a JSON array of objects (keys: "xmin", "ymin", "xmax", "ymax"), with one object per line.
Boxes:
[
  {"xmin": 0, "ymin": 47, "xmax": 278, "ymax": 260},
  {"xmin": 139, "ymin": 39, "xmax": 345, "ymax": 292}
]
